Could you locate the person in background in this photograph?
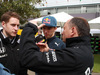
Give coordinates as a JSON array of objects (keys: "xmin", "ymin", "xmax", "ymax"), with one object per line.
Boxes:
[
  {"xmin": 35, "ymin": 29, "xmax": 44, "ymax": 43},
  {"xmin": 20, "ymin": 17, "xmax": 94, "ymax": 75},
  {"xmin": 0, "ymin": 11, "xmax": 27, "ymax": 75}
]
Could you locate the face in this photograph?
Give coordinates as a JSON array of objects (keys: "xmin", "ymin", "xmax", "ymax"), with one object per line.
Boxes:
[
  {"xmin": 2, "ymin": 17, "xmax": 20, "ymax": 39},
  {"xmin": 62, "ymin": 20, "xmax": 72, "ymax": 42},
  {"xmin": 42, "ymin": 26, "xmax": 57, "ymax": 39}
]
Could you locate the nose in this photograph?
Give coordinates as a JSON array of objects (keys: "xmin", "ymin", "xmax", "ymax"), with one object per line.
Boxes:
[
  {"xmin": 61, "ymin": 31, "xmax": 63, "ymax": 35},
  {"xmin": 44, "ymin": 29, "xmax": 48, "ymax": 33},
  {"xmin": 14, "ymin": 25, "xmax": 19, "ymax": 30}
]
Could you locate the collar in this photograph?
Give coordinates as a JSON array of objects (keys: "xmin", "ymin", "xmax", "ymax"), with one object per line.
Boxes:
[
  {"xmin": 1, "ymin": 30, "xmax": 15, "ymax": 44},
  {"xmin": 66, "ymin": 36, "xmax": 91, "ymax": 47},
  {"xmin": 0, "ymin": 29, "xmax": 19, "ymax": 44},
  {"xmin": 1, "ymin": 31, "xmax": 6, "ymax": 39},
  {"xmin": 46, "ymin": 35, "xmax": 56, "ymax": 43}
]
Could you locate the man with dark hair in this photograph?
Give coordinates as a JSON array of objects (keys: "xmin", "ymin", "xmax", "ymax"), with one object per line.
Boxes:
[
  {"xmin": 36, "ymin": 16, "xmax": 66, "ymax": 75},
  {"xmin": 0, "ymin": 11, "xmax": 27, "ymax": 75},
  {"xmin": 20, "ymin": 17, "xmax": 94, "ymax": 75},
  {"xmin": 62, "ymin": 17, "xmax": 90, "ymax": 42},
  {"xmin": 41, "ymin": 16, "xmax": 65, "ymax": 49}
]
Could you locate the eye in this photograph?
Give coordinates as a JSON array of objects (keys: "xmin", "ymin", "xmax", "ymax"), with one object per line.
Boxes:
[
  {"xmin": 43, "ymin": 27, "xmax": 45, "ymax": 29},
  {"xmin": 48, "ymin": 27, "xmax": 52, "ymax": 30},
  {"xmin": 17, "ymin": 25, "xmax": 20, "ymax": 28},
  {"xmin": 11, "ymin": 24, "xmax": 16, "ymax": 27}
]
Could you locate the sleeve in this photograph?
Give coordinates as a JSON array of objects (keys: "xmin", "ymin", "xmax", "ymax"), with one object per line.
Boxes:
[{"xmin": 19, "ymin": 22, "xmax": 76, "ymax": 73}]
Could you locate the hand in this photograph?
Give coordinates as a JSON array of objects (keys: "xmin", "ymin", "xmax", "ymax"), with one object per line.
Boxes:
[
  {"xmin": 38, "ymin": 24, "xmax": 45, "ymax": 29},
  {"xmin": 36, "ymin": 43, "xmax": 49, "ymax": 52},
  {"xmin": 29, "ymin": 20, "xmax": 45, "ymax": 29},
  {"xmin": 29, "ymin": 20, "xmax": 38, "ymax": 26}
]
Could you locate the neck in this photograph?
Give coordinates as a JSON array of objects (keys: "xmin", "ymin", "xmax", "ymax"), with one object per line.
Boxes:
[
  {"xmin": 2, "ymin": 30, "xmax": 13, "ymax": 39},
  {"xmin": 46, "ymin": 34, "xmax": 55, "ymax": 39}
]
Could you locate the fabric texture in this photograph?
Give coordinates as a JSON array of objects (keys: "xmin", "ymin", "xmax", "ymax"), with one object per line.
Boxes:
[
  {"xmin": 42, "ymin": 16, "xmax": 57, "ymax": 27},
  {"xmin": 20, "ymin": 23, "xmax": 94, "ymax": 75},
  {"xmin": 0, "ymin": 63, "xmax": 15, "ymax": 75},
  {"xmin": 0, "ymin": 29, "xmax": 27, "ymax": 75}
]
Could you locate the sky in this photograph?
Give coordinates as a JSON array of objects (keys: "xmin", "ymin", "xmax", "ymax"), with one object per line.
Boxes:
[{"xmin": 35, "ymin": 0, "xmax": 100, "ymax": 8}]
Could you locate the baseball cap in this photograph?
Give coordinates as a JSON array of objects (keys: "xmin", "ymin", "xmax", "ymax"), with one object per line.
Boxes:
[{"xmin": 42, "ymin": 16, "xmax": 57, "ymax": 27}]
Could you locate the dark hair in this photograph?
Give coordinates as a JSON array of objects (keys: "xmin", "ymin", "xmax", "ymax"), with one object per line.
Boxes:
[
  {"xmin": 1, "ymin": 11, "xmax": 20, "ymax": 23},
  {"xmin": 69, "ymin": 17, "xmax": 90, "ymax": 36}
]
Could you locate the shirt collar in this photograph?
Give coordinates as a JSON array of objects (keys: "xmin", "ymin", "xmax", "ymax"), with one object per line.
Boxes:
[
  {"xmin": 1, "ymin": 31, "xmax": 6, "ymax": 39},
  {"xmin": 47, "ymin": 35, "xmax": 56, "ymax": 42},
  {"xmin": 1, "ymin": 31, "xmax": 15, "ymax": 44}
]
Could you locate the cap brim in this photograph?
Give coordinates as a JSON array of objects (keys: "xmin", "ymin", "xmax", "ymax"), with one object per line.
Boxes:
[{"xmin": 43, "ymin": 23, "xmax": 56, "ymax": 27}]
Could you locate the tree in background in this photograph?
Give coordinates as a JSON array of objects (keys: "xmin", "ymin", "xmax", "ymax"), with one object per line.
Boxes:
[{"xmin": 0, "ymin": 0, "xmax": 46, "ymax": 24}]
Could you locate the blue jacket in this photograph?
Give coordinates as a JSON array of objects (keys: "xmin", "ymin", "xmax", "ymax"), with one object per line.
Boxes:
[{"xmin": 46, "ymin": 35, "xmax": 66, "ymax": 50}]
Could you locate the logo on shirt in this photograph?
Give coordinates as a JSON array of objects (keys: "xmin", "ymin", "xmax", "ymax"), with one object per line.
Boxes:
[
  {"xmin": 52, "ymin": 51, "xmax": 57, "ymax": 62},
  {"xmin": 0, "ymin": 47, "xmax": 6, "ymax": 53},
  {"xmin": 55, "ymin": 42, "xmax": 60, "ymax": 46},
  {"xmin": 45, "ymin": 50, "xmax": 57, "ymax": 63},
  {"xmin": 46, "ymin": 52, "xmax": 50, "ymax": 63},
  {"xmin": 0, "ymin": 47, "xmax": 7, "ymax": 58}
]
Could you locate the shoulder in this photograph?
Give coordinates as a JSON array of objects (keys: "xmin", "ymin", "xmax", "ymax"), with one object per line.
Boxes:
[{"xmin": 54, "ymin": 37, "xmax": 65, "ymax": 44}]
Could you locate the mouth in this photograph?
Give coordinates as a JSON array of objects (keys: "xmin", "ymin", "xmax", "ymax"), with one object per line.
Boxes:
[
  {"xmin": 14, "ymin": 32, "xmax": 17, "ymax": 34},
  {"xmin": 45, "ymin": 34, "xmax": 48, "ymax": 36}
]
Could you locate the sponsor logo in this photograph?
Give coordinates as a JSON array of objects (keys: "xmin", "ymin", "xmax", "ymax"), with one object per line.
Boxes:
[
  {"xmin": 55, "ymin": 42, "xmax": 60, "ymax": 46},
  {"xmin": 45, "ymin": 51, "xmax": 57, "ymax": 63},
  {"xmin": 0, "ymin": 47, "xmax": 6, "ymax": 53},
  {"xmin": 51, "ymin": 51, "xmax": 57, "ymax": 62},
  {"xmin": 0, "ymin": 54, "xmax": 7, "ymax": 58},
  {"xmin": 43, "ymin": 18, "xmax": 51, "ymax": 24},
  {"xmin": 46, "ymin": 52, "xmax": 50, "ymax": 63},
  {"xmin": 85, "ymin": 67, "xmax": 91, "ymax": 75}
]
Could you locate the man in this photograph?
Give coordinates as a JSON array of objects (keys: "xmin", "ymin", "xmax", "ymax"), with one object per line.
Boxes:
[
  {"xmin": 0, "ymin": 11, "xmax": 27, "ymax": 75},
  {"xmin": 41, "ymin": 16, "xmax": 65, "ymax": 49},
  {"xmin": 20, "ymin": 17, "xmax": 94, "ymax": 75},
  {"xmin": 36, "ymin": 16, "xmax": 66, "ymax": 75}
]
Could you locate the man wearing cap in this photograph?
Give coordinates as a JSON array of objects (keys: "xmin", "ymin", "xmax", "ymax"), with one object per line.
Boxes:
[
  {"xmin": 41, "ymin": 16, "xmax": 66, "ymax": 50},
  {"xmin": 36, "ymin": 16, "xmax": 66, "ymax": 75}
]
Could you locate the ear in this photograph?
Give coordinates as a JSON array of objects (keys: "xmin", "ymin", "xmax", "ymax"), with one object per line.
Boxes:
[
  {"xmin": 71, "ymin": 27, "xmax": 77, "ymax": 37},
  {"xmin": 2, "ymin": 21, "xmax": 6, "ymax": 28}
]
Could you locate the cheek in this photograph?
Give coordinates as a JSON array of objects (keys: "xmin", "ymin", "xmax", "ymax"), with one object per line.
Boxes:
[
  {"xmin": 63, "ymin": 30, "xmax": 70, "ymax": 38},
  {"xmin": 43, "ymin": 30, "xmax": 46, "ymax": 33},
  {"xmin": 63, "ymin": 30, "xmax": 66, "ymax": 36}
]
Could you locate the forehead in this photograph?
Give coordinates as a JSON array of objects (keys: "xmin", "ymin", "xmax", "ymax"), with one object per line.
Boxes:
[
  {"xmin": 8, "ymin": 17, "xmax": 19, "ymax": 22},
  {"xmin": 43, "ymin": 26, "xmax": 54, "ymax": 29},
  {"xmin": 63, "ymin": 22, "xmax": 68, "ymax": 28},
  {"xmin": 63, "ymin": 20, "xmax": 70, "ymax": 28}
]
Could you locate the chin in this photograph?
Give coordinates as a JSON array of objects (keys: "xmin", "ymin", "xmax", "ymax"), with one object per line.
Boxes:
[
  {"xmin": 12, "ymin": 35, "xmax": 16, "ymax": 37},
  {"xmin": 63, "ymin": 40, "xmax": 66, "ymax": 43}
]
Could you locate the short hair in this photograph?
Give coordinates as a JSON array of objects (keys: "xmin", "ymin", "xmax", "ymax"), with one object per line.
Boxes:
[
  {"xmin": 1, "ymin": 11, "xmax": 20, "ymax": 23},
  {"xmin": 69, "ymin": 17, "xmax": 90, "ymax": 36}
]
